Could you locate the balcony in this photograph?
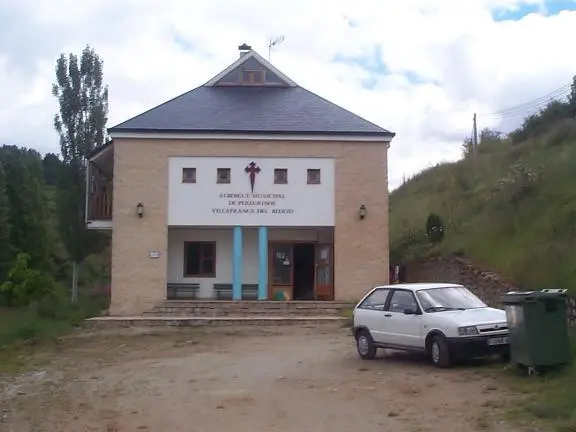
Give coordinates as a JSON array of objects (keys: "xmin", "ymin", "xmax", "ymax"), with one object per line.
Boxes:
[
  {"xmin": 89, "ymin": 189, "xmax": 112, "ymax": 220},
  {"xmin": 87, "ymin": 142, "xmax": 113, "ymax": 229}
]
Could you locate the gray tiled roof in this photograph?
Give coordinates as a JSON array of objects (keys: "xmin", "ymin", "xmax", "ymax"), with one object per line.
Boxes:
[{"xmin": 109, "ymin": 86, "xmax": 393, "ymax": 137}]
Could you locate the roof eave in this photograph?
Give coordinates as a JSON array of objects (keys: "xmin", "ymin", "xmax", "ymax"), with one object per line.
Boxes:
[
  {"xmin": 108, "ymin": 129, "xmax": 395, "ymax": 143},
  {"xmin": 108, "ymin": 127, "xmax": 394, "ymax": 137},
  {"xmin": 87, "ymin": 139, "xmax": 114, "ymax": 160}
]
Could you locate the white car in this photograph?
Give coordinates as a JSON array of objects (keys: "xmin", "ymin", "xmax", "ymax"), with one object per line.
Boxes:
[{"xmin": 352, "ymin": 283, "xmax": 510, "ymax": 368}]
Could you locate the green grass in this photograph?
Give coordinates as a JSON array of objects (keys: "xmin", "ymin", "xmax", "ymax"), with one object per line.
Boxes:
[
  {"xmin": 0, "ymin": 294, "xmax": 108, "ymax": 373},
  {"xmin": 501, "ymin": 333, "xmax": 576, "ymax": 431},
  {"xmin": 340, "ymin": 305, "xmax": 354, "ymax": 327},
  {"xmin": 389, "ymin": 121, "xmax": 576, "ymax": 293}
]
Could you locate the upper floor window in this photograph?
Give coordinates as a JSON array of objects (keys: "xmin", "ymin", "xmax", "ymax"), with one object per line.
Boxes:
[
  {"xmin": 182, "ymin": 167, "xmax": 196, "ymax": 183},
  {"xmin": 217, "ymin": 168, "xmax": 231, "ymax": 184},
  {"xmin": 274, "ymin": 168, "xmax": 288, "ymax": 184},
  {"xmin": 241, "ymin": 69, "xmax": 265, "ymax": 84},
  {"xmin": 307, "ymin": 169, "xmax": 321, "ymax": 185}
]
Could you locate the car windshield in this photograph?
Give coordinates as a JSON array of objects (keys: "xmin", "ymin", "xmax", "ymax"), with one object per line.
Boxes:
[{"xmin": 416, "ymin": 286, "xmax": 487, "ymax": 312}]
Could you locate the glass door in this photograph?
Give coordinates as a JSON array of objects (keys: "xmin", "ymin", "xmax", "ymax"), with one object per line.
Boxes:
[
  {"xmin": 314, "ymin": 244, "xmax": 334, "ymax": 300},
  {"xmin": 269, "ymin": 243, "xmax": 293, "ymax": 299}
]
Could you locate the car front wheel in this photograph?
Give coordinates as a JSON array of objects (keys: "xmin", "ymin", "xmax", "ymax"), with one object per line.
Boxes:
[
  {"xmin": 430, "ymin": 335, "xmax": 451, "ymax": 368},
  {"xmin": 356, "ymin": 329, "xmax": 377, "ymax": 360}
]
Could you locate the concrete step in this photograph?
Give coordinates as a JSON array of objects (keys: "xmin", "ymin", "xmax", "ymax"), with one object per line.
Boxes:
[
  {"xmin": 145, "ymin": 300, "xmax": 355, "ymax": 317},
  {"xmin": 85, "ymin": 316, "xmax": 349, "ymax": 329}
]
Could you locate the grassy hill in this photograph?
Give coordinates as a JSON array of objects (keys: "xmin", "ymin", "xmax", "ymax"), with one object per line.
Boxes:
[{"xmin": 389, "ymin": 116, "xmax": 576, "ymax": 292}]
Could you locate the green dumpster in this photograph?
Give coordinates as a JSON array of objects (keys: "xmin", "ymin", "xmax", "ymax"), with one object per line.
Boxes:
[{"xmin": 500, "ymin": 289, "xmax": 571, "ymax": 370}]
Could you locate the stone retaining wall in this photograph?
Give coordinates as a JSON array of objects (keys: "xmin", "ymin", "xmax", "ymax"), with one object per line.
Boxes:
[
  {"xmin": 404, "ymin": 255, "xmax": 576, "ymax": 324},
  {"xmin": 404, "ymin": 255, "xmax": 517, "ymax": 307}
]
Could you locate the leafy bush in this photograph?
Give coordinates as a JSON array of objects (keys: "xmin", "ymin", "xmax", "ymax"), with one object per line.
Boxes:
[
  {"xmin": 0, "ymin": 252, "xmax": 66, "ymax": 307},
  {"xmin": 390, "ymin": 228, "xmax": 429, "ymax": 264},
  {"xmin": 426, "ymin": 213, "xmax": 445, "ymax": 244},
  {"xmin": 509, "ymin": 101, "xmax": 572, "ymax": 145},
  {"xmin": 546, "ymin": 119, "xmax": 576, "ymax": 147}
]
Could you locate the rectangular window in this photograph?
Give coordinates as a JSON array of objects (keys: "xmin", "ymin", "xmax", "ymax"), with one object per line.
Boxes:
[
  {"xmin": 182, "ymin": 167, "xmax": 196, "ymax": 183},
  {"xmin": 241, "ymin": 69, "xmax": 264, "ymax": 84},
  {"xmin": 358, "ymin": 288, "xmax": 390, "ymax": 311},
  {"xmin": 307, "ymin": 168, "xmax": 321, "ymax": 185},
  {"xmin": 274, "ymin": 168, "xmax": 288, "ymax": 184},
  {"xmin": 217, "ymin": 168, "xmax": 231, "ymax": 184},
  {"xmin": 184, "ymin": 242, "xmax": 216, "ymax": 277},
  {"xmin": 388, "ymin": 290, "xmax": 419, "ymax": 314}
]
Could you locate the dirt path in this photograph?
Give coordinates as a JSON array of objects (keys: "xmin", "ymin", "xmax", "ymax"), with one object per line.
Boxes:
[{"xmin": 1, "ymin": 326, "xmax": 522, "ymax": 432}]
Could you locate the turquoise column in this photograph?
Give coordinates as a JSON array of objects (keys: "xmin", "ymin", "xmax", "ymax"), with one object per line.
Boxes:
[
  {"xmin": 258, "ymin": 226, "xmax": 268, "ymax": 300},
  {"xmin": 232, "ymin": 226, "xmax": 243, "ymax": 300}
]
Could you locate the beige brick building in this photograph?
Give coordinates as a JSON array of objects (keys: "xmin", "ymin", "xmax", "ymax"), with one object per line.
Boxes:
[{"xmin": 87, "ymin": 44, "xmax": 395, "ymax": 316}]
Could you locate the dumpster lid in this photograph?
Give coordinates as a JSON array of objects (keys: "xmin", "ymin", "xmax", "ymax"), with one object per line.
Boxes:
[{"xmin": 500, "ymin": 289, "xmax": 568, "ymax": 304}]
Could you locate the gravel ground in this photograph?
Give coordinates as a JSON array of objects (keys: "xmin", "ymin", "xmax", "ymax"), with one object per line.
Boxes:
[{"xmin": 0, "ymin": 325, "xmax": 522, "ymax": 432}]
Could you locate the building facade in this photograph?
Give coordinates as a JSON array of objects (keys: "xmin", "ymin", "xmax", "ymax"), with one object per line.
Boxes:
[{"xmin": 87, "ymin": 44, "xmax": 395, "ymax": 315}]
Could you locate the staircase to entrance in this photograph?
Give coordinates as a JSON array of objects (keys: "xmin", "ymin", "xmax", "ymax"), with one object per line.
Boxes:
[{"xmin": 86, "ymin": 300, "xmax": 355, "ymax": 329}]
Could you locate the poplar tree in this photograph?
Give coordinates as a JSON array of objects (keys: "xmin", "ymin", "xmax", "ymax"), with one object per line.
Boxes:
[{"xmin": 52, "ymin": 45, "xmax": 109, "ymax": 301}]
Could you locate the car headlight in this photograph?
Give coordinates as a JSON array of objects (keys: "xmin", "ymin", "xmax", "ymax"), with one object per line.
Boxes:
[{"xmin": 458, "ymin": 326, "xmax": 479, "ymax": 336}]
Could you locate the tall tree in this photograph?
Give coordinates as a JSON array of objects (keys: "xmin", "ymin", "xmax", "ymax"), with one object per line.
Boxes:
[
  {"xmin": 0, "ymin": 160, "xmax": 11, "ymax": 280},
  {"xmin": 52, "ymin": 45, "xmax": 109, "ymax": 301},
  {"xmin": 0, "ymin": 146, "xmax": 50, "ymax": 273},
  {"xmin": 569, "ymin": 75, "xmax": 576, "ymax": 118},
  {"xmin": 42, "ymin": 153, "xmax": 62, "ymax": 186}
]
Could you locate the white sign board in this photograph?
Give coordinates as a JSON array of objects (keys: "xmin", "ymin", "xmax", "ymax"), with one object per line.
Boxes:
[{"xmin": 168, "ymin": 157, "xmax": 335, "ymax": 226}]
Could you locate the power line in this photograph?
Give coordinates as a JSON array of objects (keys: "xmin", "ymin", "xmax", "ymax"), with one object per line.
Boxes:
[
  {"xmin": 485, "ymin": 89, "xmax": 571, "ymax": 120},
  {"xmin": 485, "ymin": 84, "xmax": 571, "ymax": 119},
  {"xmin": 487, "ymin": 94, "xmax": 571, "ymax": 120},
  {"xmin": 487, "ymin": 83, "xmax": 570, "ymax": 115}
]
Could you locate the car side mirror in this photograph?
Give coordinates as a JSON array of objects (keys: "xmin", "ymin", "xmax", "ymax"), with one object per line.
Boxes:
[{"xmin": 404, "ymin": 308, "xmax": 420, "ymax": 315}]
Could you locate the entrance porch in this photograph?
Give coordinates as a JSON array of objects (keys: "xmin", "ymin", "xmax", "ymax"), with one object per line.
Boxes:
[{"xmin": 167, "ymin": 227, "xmax": 334, "ymax": 301}]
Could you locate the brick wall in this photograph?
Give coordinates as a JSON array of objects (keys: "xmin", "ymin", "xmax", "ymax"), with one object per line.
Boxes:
[
  {"xmin": 110, "ymin": 138, "xmax": 390, "ymax": 315},
  {"xmin": 404, "ymin": 255, "xmax": 517, "ymax": 307}
]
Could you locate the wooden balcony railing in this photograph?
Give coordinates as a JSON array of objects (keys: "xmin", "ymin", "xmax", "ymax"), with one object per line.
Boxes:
[{"xmin": 89, "ymin": 191, "xmax": 113, "ymax": 220}]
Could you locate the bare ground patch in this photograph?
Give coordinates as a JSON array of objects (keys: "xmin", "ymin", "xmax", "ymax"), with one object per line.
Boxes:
[{"xmin": 1, "ymin": 326, "xmax": 527, "ymax": 432}]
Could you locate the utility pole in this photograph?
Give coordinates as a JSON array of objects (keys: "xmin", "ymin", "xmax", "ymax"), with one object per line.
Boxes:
[{"xmin": 472, "ymin": 113, "xmax": 478, "ymax": 156}]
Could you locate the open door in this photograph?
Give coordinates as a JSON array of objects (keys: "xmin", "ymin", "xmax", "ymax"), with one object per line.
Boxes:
[
  {"xmin": 314, "ymin": 244, "xmax": 334, "ymax": 300},
  {"xmin": 268, "ymin": 242, "xmax": 293, "ymax": 300}
]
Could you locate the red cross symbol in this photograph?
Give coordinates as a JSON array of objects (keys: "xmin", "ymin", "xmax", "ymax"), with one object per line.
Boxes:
[{"xmin": 244, "ymin": 161, "xmax": 261, "ymax": 193}]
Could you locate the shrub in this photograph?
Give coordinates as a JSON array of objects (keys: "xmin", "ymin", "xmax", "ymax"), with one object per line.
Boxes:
[
  {"xmin": 0, "ymin": 253, "xmax": 66, "ymax": 307},
  {"xmin": 426, "ymin": 213, "xmax": 445, "ymax": 244}
]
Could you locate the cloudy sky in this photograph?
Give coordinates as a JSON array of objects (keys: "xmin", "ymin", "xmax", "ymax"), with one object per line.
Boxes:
[{"xmin": 1, "ymin": 0, "xmax": 576, "ymax": 189}]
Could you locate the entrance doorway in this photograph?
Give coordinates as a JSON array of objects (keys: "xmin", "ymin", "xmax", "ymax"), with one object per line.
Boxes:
[
  {"xmin": 268, "ymin": 241, "xmax": 334, "ymax": 301},
  {"xmin": 293, "ymin": 243, "xmax": 315, "ymax": 300}
]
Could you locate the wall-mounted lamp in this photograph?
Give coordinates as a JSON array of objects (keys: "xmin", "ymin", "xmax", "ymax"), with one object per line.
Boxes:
[
  {"xmin": 359, "ymin": 204, "xmax": 367, "ymax": 220},
  {"xmin": 136, "ymin": 202, "xmax": 144, "ymax": 218}
]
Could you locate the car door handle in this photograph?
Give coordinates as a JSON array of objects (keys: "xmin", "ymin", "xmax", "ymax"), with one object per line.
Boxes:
[{"xmin": 384, "ymin": 313, "xmax": 392, "ymax": 317}]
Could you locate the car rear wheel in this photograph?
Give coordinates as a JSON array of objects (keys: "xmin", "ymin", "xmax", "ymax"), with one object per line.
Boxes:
[
  {"xmin": 430, "ymin": 335, "xmax": 451, "ymax": 368},
  {"xmin": 356, "ymin": 329, "xmax": 377, "ymax": 360}
]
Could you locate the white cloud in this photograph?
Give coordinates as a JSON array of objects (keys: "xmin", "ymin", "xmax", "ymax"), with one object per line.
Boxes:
[{"xmin": 1, "ymin": 0, "xmax": 576, "ymax": 189}]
